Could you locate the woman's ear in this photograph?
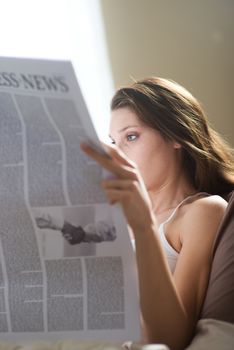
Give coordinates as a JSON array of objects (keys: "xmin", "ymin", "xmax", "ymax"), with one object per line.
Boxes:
[{"xmin": 173, "ymin": 141, "xmax": 182, "ymax": 149}]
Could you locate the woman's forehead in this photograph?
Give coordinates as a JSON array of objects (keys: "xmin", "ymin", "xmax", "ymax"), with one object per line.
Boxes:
[{"xmin": 110, "ymin": 108, "xmax": 143, "ymax": 132}]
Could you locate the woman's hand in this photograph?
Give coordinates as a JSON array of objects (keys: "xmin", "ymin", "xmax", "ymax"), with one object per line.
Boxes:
[{"xmin": 80, "ymin": 143, "xmax": 156, "ymax": 235}]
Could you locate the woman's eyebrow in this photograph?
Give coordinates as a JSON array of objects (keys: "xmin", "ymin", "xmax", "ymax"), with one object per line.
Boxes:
[
  {"xmin": 109, "ymin": 125, "xmax": 140, "ymax": 139},
  {"xmin": 118, "ymin": 125, "xmax": 140, "ymax": 133}
]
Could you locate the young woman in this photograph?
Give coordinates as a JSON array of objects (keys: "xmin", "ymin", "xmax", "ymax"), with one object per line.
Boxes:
[{"xmin": 80, "ymin": 78, "xmax": 234, "ymax": 350}]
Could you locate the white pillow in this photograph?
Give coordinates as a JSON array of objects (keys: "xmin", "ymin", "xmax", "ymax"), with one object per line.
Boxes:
[{"xmin": 185, "ymin": 318, "xmax": 234, "ymax": 350}]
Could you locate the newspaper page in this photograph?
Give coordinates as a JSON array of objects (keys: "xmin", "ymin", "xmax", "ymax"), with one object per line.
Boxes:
[{"xmin": 0, "ymin": 57, "xmax": 140, "ymax": 343}]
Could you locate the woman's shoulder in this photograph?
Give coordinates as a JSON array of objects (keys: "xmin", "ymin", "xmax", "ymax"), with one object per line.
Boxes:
[
  {"xmin": 180, "ymin": 194, "xmax": 228, "ymax": 243},
  {"xmin": 189, "ymin": 194, "xmax": 227, "ymax": 214}
]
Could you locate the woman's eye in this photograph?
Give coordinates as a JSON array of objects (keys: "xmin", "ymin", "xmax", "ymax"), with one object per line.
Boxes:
[{"xmin": 126, "ymin": 134, "xmax": 138, "ymax": 142}]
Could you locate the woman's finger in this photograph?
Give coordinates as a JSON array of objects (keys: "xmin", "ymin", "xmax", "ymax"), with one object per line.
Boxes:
[
  {"xmin": 104, "ymin": 189, "xmax": 132, "ymax": 205},
  {"xmin": 102, "ymin": 142, "xmax": 136, "ymax": 168},
  {"xmin": 80, "ymin": 143, "xmax": 137, "ymax": 179},
  {"xmin": 101, "ymin": 179, "xmax": 138, "ymax": 191}
]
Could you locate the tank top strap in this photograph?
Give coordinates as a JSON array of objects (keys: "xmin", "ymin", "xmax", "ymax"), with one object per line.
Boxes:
[{"xmin": 162, "ymin": 192, "xmax": 210, "ymax": 225}]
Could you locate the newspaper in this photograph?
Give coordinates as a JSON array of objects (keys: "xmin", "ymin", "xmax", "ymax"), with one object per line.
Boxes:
[{"xmin": 0, "ymin": 57, "xmax": 140, "ymax": 343}]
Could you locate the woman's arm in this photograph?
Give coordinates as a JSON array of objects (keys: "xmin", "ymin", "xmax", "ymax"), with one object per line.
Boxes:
[
  {"xmin": 134, "ymin": 224, "xmax": 191, "ymax": 349},
  {"xmin": 135, "ymin": 197, "xmax": 226, "ymax": 349},
  {"xmin": 172, "ymin": 197, "xmax": 227, "ymax": 328}
]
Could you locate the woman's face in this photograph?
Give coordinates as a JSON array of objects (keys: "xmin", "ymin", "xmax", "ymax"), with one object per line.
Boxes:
[{"xmin": 109, "ymin": 107, "xmax": 181, "ymax": 191}]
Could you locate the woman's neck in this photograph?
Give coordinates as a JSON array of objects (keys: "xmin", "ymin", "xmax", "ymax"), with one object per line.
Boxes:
[{"xmin": 148, "ymin": 173, "xmax": 196, "ymax": 216}]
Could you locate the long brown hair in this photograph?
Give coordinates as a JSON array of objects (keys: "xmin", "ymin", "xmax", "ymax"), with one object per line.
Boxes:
[{"xmin": 111, "ymin": 77, "xmax": 234, "ymax": 196}]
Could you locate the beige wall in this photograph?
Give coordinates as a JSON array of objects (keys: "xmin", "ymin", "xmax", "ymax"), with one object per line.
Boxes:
[{"xmin": 100, "ymin": 0, "xmax": 234, "ymax": 146}]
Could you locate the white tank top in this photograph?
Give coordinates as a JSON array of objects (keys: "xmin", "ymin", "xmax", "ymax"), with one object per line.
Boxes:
[{"xmin": 158, "ymin": 192, "xmax": 210, "ymax": 273}]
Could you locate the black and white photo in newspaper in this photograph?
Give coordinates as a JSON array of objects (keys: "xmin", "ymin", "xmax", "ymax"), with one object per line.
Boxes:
[{"xmin": 0, "ymin": 57, "xmax": 140, "ymax": 343}]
